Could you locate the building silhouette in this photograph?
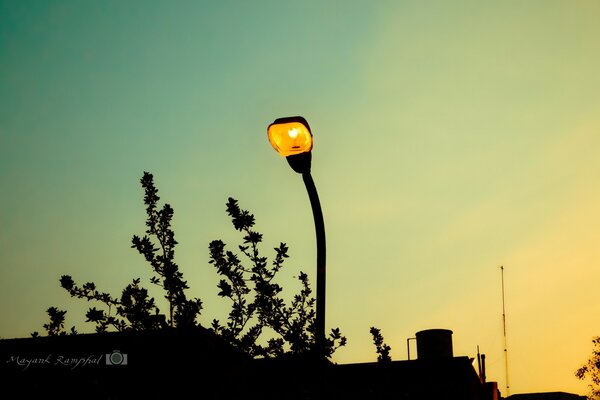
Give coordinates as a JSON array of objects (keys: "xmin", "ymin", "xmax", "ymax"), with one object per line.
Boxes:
[{"xmin": 0, "ymin": 327, "xmax": 577, "ymax": 400}]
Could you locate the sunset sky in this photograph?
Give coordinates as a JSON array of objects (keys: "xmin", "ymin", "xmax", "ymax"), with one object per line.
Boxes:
[{"xmin": 2, "ymin": 1, "xmax": 600, "ymax": 395}]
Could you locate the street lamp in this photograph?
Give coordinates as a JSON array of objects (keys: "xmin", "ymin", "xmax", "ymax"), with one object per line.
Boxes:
[{"xmin": 267, "ymin": 116, "xmax": 326, "ymax": 358}]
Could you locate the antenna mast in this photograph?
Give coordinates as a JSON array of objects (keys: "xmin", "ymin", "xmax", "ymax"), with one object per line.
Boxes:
[{"xmin": 501, "ymin": 266, "xmax": 510, "ymax": 396}]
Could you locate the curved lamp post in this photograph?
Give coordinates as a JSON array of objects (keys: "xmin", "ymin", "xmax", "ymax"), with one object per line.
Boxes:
[{"xmin": 267, "ymin": 116, "xmax": 326, "ymax": 358}]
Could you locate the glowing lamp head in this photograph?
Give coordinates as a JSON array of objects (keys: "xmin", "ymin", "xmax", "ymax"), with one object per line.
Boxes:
[{"xmin": 267, "ymin": 116, "xmax": 313, "ymax": 157}]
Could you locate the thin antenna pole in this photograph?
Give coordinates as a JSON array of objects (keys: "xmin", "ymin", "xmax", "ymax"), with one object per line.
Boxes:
[{"xmin": 501, "ymin": 266, "xmax": 510, "ymax": 396}]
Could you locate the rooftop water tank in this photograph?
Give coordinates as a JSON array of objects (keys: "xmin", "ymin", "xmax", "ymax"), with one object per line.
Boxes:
[{"xmin": 416, "ymin": 329, "xmax": 453, "ymax": 359}]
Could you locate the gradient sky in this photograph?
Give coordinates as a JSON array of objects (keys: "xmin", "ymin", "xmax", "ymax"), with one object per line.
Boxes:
[{"xmin": 2, "ymin": 0, "xmax": 600, "ymax": 395}]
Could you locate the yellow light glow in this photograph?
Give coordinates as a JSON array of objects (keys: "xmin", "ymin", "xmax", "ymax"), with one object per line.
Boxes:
[{"xmin": 267, "ymin": 120, "xmax": 313, "ymax": 157}]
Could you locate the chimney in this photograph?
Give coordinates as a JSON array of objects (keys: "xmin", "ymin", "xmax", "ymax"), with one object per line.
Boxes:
[
  {"xmin": 415, "ymin": 329, "xmax": 453, "ymax": 359},
  {"xmin": 481, "ymin": 353, "xmax": 487, "ymax": 383}
]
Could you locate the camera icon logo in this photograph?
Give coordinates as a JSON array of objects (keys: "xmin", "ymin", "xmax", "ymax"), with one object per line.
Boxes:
[{"xmin": 105, "ymin": 350, "xmax": 128, "ymax": 366}]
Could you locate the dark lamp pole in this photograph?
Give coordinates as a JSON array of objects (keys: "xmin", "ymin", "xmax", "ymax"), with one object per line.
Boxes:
[{"xmin": 267, "ymin": 116, "xmax": 326, "ymax": 358}]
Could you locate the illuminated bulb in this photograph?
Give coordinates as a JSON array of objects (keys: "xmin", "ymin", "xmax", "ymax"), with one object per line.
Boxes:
[{"xmin": 267, "ymin": 118, "xmax": 313, "ymax": 157}]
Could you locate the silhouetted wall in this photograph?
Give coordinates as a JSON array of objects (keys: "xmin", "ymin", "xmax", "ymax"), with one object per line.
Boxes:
[{"xmin": 2, "ymin": 329, "xmax": 496, "ymax": 400}]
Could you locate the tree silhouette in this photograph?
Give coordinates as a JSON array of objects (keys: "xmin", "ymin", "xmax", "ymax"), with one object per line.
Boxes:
[
  {"xmin": 31, "ymin": 307, "xmax": 76, "ymax": 337},
  {"xmin": 58, "ymin": 275, "xmax": 166, "ymax": 332},
  {"xmin": 576, "ymin": 336, "xmax": 600, "ymax": 399},
  {"xmin": 43, "ymin": 172, "xmax": 200, "ymax": 334},
  {"xmin": 33, "ymin": 171, "xmax": 346, "ymax": 360},
  {"xmin": 130, "ymin": 172, "xmax": 202, "ymax": 328},
  {"xmin": 369, "ymin": 327, "xmax": 392, "ymax": 363},
  {"xmin": 209, "ymin": 197, "xmax": 346, "ymax": 358}
]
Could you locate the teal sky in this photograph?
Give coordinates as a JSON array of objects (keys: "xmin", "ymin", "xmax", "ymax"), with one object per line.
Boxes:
[{"xmin": 2, "ymin": 1, "xmax": 600, "ymax": 395}]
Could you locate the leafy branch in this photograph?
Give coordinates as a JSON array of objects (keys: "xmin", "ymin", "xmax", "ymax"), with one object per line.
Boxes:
[
  {"xmin": 370, "ymin": 326, "xmax": 392, "ymax": 364},
  {"xmin": 576, "ymin": 336, "xmax": 600, "ymax": 399},
  {"xmin": 131, "ymin": 172, "xmax": 202, "ymax": 328},
  {"xmin": 31, "ymin": 307, "xmax": 76, "ymax": 337},
  {"xmin": 59, "ymin": 274, "xmax": 166, "ymax": 332}
]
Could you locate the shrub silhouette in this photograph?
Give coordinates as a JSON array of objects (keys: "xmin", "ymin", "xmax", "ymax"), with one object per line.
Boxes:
[
  {"xmin": 370, "ymin": 326, "xmax": 392, "ymax": 363},
  {"xmin": 576, "ymin": 336, "xmax": 600, "ymax": 399},
  {"xmin": 131, "ymin": 172, "xmax": 202, "ymax": 328},
  {"xmin": 209, "ymin": 197, "xmax": 346, "ymax": 358},
  {"xmin": 31, "ymin": 307, "xmax": 76, "ymax": 337},
  {"xmin": 34, "ymin": 171, "xmax": 346, "ymax": 359}
]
